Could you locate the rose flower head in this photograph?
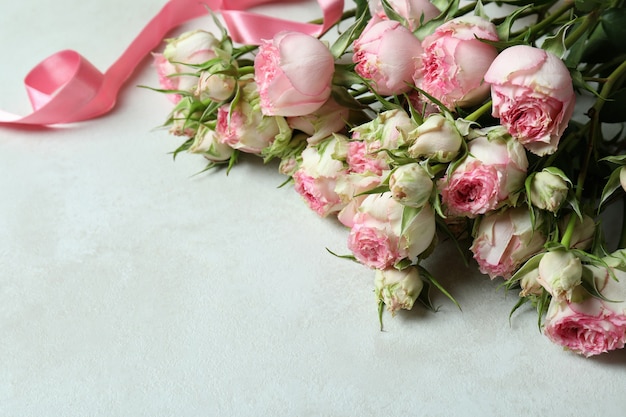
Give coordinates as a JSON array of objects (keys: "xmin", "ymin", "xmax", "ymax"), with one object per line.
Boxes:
[
  {"xmin": 254, "ymin": 31, "xmax": 335, "ymax": 117},
  {"xmin": 484, "ymin": 45, "xmax": 576, "ymax": 156},
  {"xmin": 353, "ymin": 17, "xmax": 423, "ymax": 96},
  {"xmin": 415, "ymin": 15, "xmax": 499, "ymax": 109}
]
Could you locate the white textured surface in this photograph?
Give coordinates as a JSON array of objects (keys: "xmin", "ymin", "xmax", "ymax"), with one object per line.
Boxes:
[{"xmin": 1, "ymin": 1, "xmax": 626, "ymax": 416}]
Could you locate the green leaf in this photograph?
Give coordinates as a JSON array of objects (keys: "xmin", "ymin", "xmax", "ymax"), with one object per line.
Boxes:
[
  {"xmin": 473, "ymin": 0, "xmax": 488, "ymax": 20},
  {"xmin": 417, "ymin": 265, "xmax": 461, "ymax": 311},
  {"xmin": 496, "ymin": 4, "xmax": 533, "ymax": 42},
  {"xmin": 378, "ymin": 300, "xmax": 385, "ymax": 331},
  {"xmin": 542, "ymin": 21, "xmax": 573, "ymax": 59},
  {"xmin": 601, "ymin": 154, "xmax": 626, "ymax": 164},
  {"xmin": 602, "ymin": 8, "xmax": 626, "ymax": 53},
  {"xmin": 170, "ymin": 138, "xmax": 194, "ymax": 160},
  {"xmin": 509, "ymin": 296, "xmax": 530, "ymax": 325},
  {"xmin": 354, "ymin": 184, "xmax": 391, "ymax": 197},
  {"xmin": 598, "ymin": 166, "xmax": 624, "ymax": 210},
  {"xmin": 535, "ymin": 290, "xmax": 551, "ymax": 331},
  {"xmin": 401, "ymin": 205, "xmax": 422, "ymax": 236},
  {"xmin": 415, "ymin": 280, "xmax": 438, "ymax": 312},
  {"xmin": 380, "ymin": 0, "xmax": 407, "ymax": 26},
  {"xmin": 330, "ymin": 7, "xmax": 369, "ymax": 58},
  {"xmin": 414, "ymin": 0, "xmax": 459, "ymax": 40},
  {"xmin": 600, "ymin": 88, "xmax": 626, "ymax": 123},
  {"xmin": 325, "ymin": 247, "xmax": 359, "ymax": 263},
  {"xmin": 508, "ymin": 253, "xmax": 545, "ymax": 286},
  {"xmin": 580, "ymin": 265, "xmax": 617, "ymax": 302}
]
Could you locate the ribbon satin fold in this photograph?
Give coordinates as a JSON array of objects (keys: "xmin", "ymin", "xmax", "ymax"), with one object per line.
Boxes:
[{"xmin": 0, "ymin": 0, "xmax": 344, "ymax": 127}]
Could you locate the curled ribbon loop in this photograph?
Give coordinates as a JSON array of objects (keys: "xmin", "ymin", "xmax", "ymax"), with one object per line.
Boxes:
[{"xmin": 0, "ymin": 0, "xmax": 344, "ymax": 127}]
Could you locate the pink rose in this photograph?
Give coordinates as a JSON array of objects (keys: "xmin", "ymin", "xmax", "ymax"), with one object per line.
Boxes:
[
  {"xmin": 484, "ymin": 45, "xmax": 576, "ymax": 156},
  {"xmin": 154, "ymin": 30, "xmax": 223, "ymax": 103},
  {"xmin": 335, "ymin": 171, "xmax": 387, "ymax": 227},
  {"xmin": 346, "ymin": 141, "xmax": 389, "ymax": 175},
  {"xmin": 439, "ymin": 127, "xmax": 528, "ymax": 217},
  {"xmin": 470, "ymin": 207, "xmax": 546, "ymax": 279},
  {"xmin": 254, "ymin": 31, "xmax": 335, "ymax": 117},
  {"xmin": 353, "ymin": 18, "xmax": 423, "ymax": 96},
  {"xmin": 292, "ymin": 135, "xmax": 348, "ymax": 217},
  {"xmin": 544, "ymin": 258, "xmax": 626, "ymax": 357},
  {"xmin": 347, "ymin": 192, "xmax": 436, "ymax": 269},
  {"xmin": 216, "ymin": 82, "xmax": 285, "ymax": 154},
  {"xmin": 368, "ymin": 0, "xmax": 440, "ymax": 30},
  {"xmin": 415, "ymin": 15, "xmax": 499, "ymax": 108}
]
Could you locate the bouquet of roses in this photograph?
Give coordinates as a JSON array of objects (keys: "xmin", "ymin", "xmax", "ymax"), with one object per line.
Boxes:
[{"xmin": 151, "ymin": 0, "xmax": 626, "ymax": 358}]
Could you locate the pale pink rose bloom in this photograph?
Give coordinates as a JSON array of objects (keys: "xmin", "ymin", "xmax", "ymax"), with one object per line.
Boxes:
[
  {"xmin": 154, "ymin": 30, "xmax": 223, "ymax": 103},
  {"xmin": 348, "ymin": 192, "xmax": 436, "ymax": 269},
  {"xmin": 368, "ymin": 0, "xmax": 440, "ymax": 30},
  {"xmin": 335, "ymin": 172, "xmax": 387, "ymax": 227},
  {"xmin": 415, "ymin": 15, "xmax": 499, "ymax": 108},
  {"xmin": 484, "ymin": 45, "xmax": 576, "ymax": 156},
  {"xmin": 353, "ymin": 18, "xmax": 423, "ymax": 96},
  {"xmin": 287, "ymin": 98, "xmax": 349, "ymax": 145},
  {"xmin": 439, "ymin": 128, "xmax": 528, "ymax": 217},
  {"xmin": 254, "ymin": 31, "xmax": 335, "ymax": 117},
  {"xmin": 470, "ymin": 207, "xmax": 546, "ymax": 279},
  {"xmin": 544, "ymin": 261, "xmax": 626, "ymax": 357},
  {"xmin": 215, "ymin": 83, "xmax": 282, "ymax": 154},
  {"xmin": 292, "ymin": 135, "xmax": 348, "ymax": 217},
  {"xmin": 346, "ymin": 141, "xmax": 389, "ymax": 175}
]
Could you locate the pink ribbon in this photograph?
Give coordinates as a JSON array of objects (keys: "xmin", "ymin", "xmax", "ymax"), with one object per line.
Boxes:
[{"xmin": 0, "ymin": 0, "xmax": 344, "ymax": 127}]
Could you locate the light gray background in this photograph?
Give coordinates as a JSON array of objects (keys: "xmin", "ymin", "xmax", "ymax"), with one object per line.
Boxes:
[{"xmin": 2, "ymin": 1, "xmax": 625, "ymax": 416}]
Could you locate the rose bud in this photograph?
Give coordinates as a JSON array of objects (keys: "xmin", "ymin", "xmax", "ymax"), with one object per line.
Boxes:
[
  {"xmin": 389, "ymin": 163, "xmax": 433, "ymax": 208},
  {"xmin": 484, "ymin": 45, "xmax": 576, "ymax": 156},
  {"xmin": 518, "ymin": 267, "xmax": 543, "ymax": 297},
  {"xmin": 368, "ymin": 0, "xmax": 440, "ymax": 31},
  {"xmin": 188, "ymin": 125, "xmax": 234, "ymax": 162},
  {"xmin": 351, "ymin": 108, "xmax": 414, "ymax": 148},
  {"xmin": 375, "ymin": 266, "xmax": 424, "ymax": 316},
  {"xmin": 415, "ymin": 15, "xmax": 499, "ymax": 109},
  {"xmin": 195, "ymin": 66, "xmax": 237, "ymax": 103},
  {"xmin": 406, "ymin": 113, "xmax": 463, "ymax": 162},
  {"xmin": 470, "ymin": 207, "xmax": 546, "ymax": 279},
  {"xmin": 537, "ymin": 250, "xmax": 583, "ymax": 302},
  {"xmin": 254, "ymin": 31, "xmax": 335, "ymax": 117},
  {"xmin": 292, "ymin": 134, "xmax": 349, "ymax": 217},
  {"xmin": 529, "ymin": 169, "xmax": 570, "ymax": 213},
  {"xmin": 155, "ymin": 30, "xmax": 223, "ymax": 103},
  {"xmin": 215, "ymin": 82, "xmax": 287, "ymax": 154},
  {"xmin": 353, "ymin": 17, "xmax": 423, "ymax": 96}
]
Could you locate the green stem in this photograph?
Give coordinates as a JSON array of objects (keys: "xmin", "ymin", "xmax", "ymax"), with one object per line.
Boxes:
[
  {"xmin": 560, "ymin": 58, "xmax": 626, "ymax": 248},
  {"xmin": 621, "ymin": 196, "xmax": 626, "ymax": 249},
  {"xmin": 512, "ymin": 1, "xmax": 575, "ymax": 41},
  {"xmin": 564, "ymin": 9, "xmax": 600, "ymax": 49},
  {"xmin": 593, "ymin": 59, "xmax": 626, "ymax": 115},
  {"xmin": 464, "ymin": 100, "xmax": 492, "ymax": 122}
]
